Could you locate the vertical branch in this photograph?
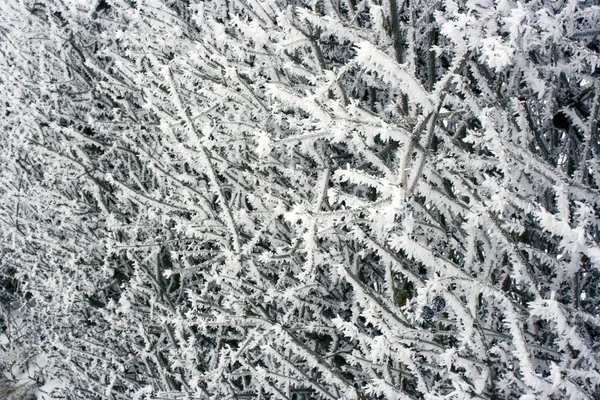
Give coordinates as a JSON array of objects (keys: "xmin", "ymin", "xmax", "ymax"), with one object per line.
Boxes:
[
  {"xmin": 427, "ymin": 13, "xmax": 437, "ymax": 92},
  {"xmin": 389, "ymin": 0, "xmax": 409, "ymax": 115},
  {"xmin": 389, "ymin": 0, "xmax": 405, "ymax": 64},
  {"xmin": 580, "ymin": 81, "xmax": 599, "ymax": 185}
]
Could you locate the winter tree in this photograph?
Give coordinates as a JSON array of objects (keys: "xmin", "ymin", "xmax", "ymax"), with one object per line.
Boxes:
[{"xmin": 1, "ymin": 0, "xmax": 599, "ymax": 398}]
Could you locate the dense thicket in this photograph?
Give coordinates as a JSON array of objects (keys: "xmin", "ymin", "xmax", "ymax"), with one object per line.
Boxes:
[{"xmin": 1, "ymin": 0, "xmax": 600, "ymax": 399}]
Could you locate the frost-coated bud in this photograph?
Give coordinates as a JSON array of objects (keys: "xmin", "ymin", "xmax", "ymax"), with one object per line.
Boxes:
[
  {"xmin": 432, "ymin": 296, "xmax": 446, "ymax": 312},
  {"xmin": 421, "ymin": 306, "xmax": 434, "ymax": 321}
]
